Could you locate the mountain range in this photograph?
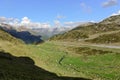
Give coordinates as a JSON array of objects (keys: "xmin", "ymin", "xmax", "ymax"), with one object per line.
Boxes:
[{"xmin": 0, "ymin": 15, "xmax": 120, "ymax": 44}]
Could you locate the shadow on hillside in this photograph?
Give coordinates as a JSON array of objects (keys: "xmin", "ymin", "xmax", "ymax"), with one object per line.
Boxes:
[
  {"xmin": 0, "ymin": 51, "xmax": 91, "ymax": 80},
  {"xmin": 3, "ymin": 28, "xmax": 44, "ymax": 44}
]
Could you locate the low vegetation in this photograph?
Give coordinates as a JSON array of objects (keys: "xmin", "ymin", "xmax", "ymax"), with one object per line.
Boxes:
[
  {"xmin": 50, "ymin": 22, "xmax": 120, "ymax": 41},
  {"xmin": 0, "ymin": 15, "xmax": 120, "ymax": 80},
  {"xmin": 0, "ymin": 29, "xmax": 23, "ymax": 44},
  {"xmin": 67, "ymin": 47, "xmax": 113, "ymax": 55},
  {"xmin": 86, "ymin": 31, "xmax": 120, "ymax": 44},
  {"xmin": 0, "ymin": 36, "xmax": 120, "ymax": 80},
  {"xmin": 50, "ymin": 30, "xmax": 88, "ymax": 41},
  {"xmin": 50, "ymin": 15, "xmax": 120, "ymax": 41},
  {"xmin": 36, "ymin": 42, "xmax": 120, "ymax": 80}
]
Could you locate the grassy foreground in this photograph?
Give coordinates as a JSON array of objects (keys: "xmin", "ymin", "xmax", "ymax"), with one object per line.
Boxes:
[
  {"xmin": 36, "ymin": 41, "xmax": 120, "ymax": 80},
  {"xmin": 0, "ymin": 41, "xmax": 120, "ymax": 80}
]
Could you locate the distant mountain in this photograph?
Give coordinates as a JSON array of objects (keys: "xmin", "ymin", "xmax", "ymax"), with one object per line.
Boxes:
[
  {"xmin": 0, "ymin": 23, "xmax": 43, "ymax": 44},
  {"xmin": 50, "ymin": 15, "xmax": 120, "ymax": 41},
  {"xmin": 32, "ymin": 27, "xmax": 73, "ymax": 40},
  {"xmin": 49, "ymin": 22, "xmax": 94, "ymax": 41},
  {"xmin": 0, "ymin": 23, "xmax": 73, "ymax": 41}
]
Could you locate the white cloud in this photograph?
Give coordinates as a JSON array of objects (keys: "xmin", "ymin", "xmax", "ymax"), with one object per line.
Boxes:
[
  {"xmin": 0, "ymin": 16, "xmax": 92, "ymax": 30},
  {"xmin": 111, "ymin": 10, "xmax": 120, "ymax": 16},
  {"xmin": 102, "ymin": 0, "xmax": 118, "ymax": 8},
  {"xmin": 0, "ymin": 17, "xmax": 19, "ymax": 24},
  {"xmin": 21, "ymin": 17, "xmax": 31, "ymax": 24},
  {"xmin": 0, "ymin": 17, "xmax": 8, "ymax": 22},
  {"xmin": 0, "ymin": 16, "xmax": 51, "ymax": 29},
  {"xmin": 80, "ymin": 2, "xmax": 91, "ymax": 13},
  {"xmin": 20, "ymin": 17, "xmax": 51, "ymax": 29}
]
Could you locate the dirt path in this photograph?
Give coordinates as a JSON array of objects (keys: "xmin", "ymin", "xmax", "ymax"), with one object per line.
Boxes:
[
  {"xmin": 53, "ymin": 41, "xmax": 120, "ymax": 49},
  {"xmin": 91, "ymin": 44, "xmax": 120, "ymax": 49}
]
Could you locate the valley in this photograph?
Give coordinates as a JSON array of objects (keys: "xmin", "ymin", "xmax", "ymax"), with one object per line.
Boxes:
[
  {"xmin": 0, "ymin": 11, "xmax": 120, "ymax": 80},
  {"xmin": 0, "ymin": 38, "xmax": 120, "ymax": 80},
  {"xmin": 30, "ymin": 40, "xmax": 120, "ymax": 80}
]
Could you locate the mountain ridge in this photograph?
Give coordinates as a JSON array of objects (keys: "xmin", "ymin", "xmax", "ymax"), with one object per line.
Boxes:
[{"xmin": 50, "ymin": 15, "xmax": 120, "ymax": 42}]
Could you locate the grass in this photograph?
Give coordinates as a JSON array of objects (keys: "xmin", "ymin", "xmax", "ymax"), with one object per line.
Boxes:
[
  {"xmin": 86, "ymin": 31, "xmax": 120, "ymax": 44},
  {"xmin": 62, "ymin": 53, "xmax": 120, "ymax": 80},
  {"xmin": 66, "ymin": 46, "xmax": 113, "ymax": 55},
  {"xmin": 27, "ymin": 42, "xmax": 85, "ymax": 77},
  {"xmin": 28, "ymin": 41, "xmax": 120, "ymax": 80},
  {"xmin": 50, "ymin": 30, "xmax": 88, "ymax": 41},
  {"xmin": 0, "ymin": 29, "xmax": 23, "ymax": 44},
  {"xmin": 50, "ymin": 21, "xmax": 120, "ymax": 41},
  {"xmin": 1, "ymin": 15, "xmax": 120, "ymax": 80},
  {"xmin": 0, "ymin": 39, "xmax": 120, "ymax": 80}
]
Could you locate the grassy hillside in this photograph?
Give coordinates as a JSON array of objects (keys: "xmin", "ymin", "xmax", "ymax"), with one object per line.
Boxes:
[
  {"xmin": 0, "ymin": 28, "xmax": 23, "ymax": 44},
  {"xmin": 86, "ymin": 31, "xmax": 120, "ymax": 44},
  {"xmin": 50, "ymin": 23, "xmax": 120, "ymax": 41},
  {"xmin": 100, "ymin": 15, "xmax": 120, "ymax": 24},
  {"xmin": 0, "ymin": 15, "xmax": 120, "ymax": 80},
  {"xmin": 50, "ymin": 15, "xmax": 120, "ymax": 41},
  {"xmin": 30, "ymin": 41, "xmax": 120, "ymax": 80},
  {"xmin": 0, "ymin": 29, "xmax": 91, "ymax": 80},
  {"xmin": 0, "ymin": 34, "xmax": 120, "ymax": 80},
  {"xmin": 50, "ymin": 30, "xmax": 88, "ymax": 41}
]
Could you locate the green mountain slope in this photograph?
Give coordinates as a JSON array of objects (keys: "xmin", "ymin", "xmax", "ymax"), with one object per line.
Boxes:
[
  {"xmin": 0, "ymin": 27, "xmax": 91, "ymax": 80},
  {"xmin": 50, "ymin": 30, "xmax": 88, "ymax": 41},
  {"xmin": 0, "ymin": 27, "xmax": 119, "ymax": 79},
  {"xmin": 100, "ymin": 15, "xmax": 120, "ymax": 24},
  {"xmin": 50, "ymin": 15, "xmax": 120, "ymax": 41},
  {"xmin": 86, "ymin": 31, "xmax": 120, "ymax": 44},
  {"xmin": 0, "ymin": 28, "xmax": 23, "ymax": 44}
]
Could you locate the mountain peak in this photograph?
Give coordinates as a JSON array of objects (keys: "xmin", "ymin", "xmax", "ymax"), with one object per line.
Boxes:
[{"xmin": 100, "ymin": 15, "xmax": 120, "ymax": 24}]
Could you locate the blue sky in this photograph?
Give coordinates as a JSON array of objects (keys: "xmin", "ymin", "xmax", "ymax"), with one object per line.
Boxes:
[{"xmin": 0, "ymin": 0, "xmax": 120, "ymax": 26}]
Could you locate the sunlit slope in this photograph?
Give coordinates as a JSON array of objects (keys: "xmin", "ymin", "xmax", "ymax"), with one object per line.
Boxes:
[
  {"xmin": 32, "ymin": 41, "xmax": 120, "ymax": 80},
  {"xmin": 50, "ymin": 15, "xmax": 120, "ymax": 41},
  {"xmin": 0, "ymin": 29, "xmax": 90, "ymax": 80}
]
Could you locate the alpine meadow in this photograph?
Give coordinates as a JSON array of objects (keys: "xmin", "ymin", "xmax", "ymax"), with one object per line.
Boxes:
[{"xmin": 0, "ymin": 0, "xmax": 120, "ymax": 80}]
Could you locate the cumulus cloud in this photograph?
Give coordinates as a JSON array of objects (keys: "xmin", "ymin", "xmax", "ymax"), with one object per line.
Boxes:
[
  {"xmin": 0, "ymin": 17, "xmax": 19, "ymax": 24},
  {"xmin": 102, "ymin": 0, "xmax": 118, "ymax": 8},
  {"xmin": 80, "ymin": 2, "xmax": 91, "ymax": 13},
  {"xmin": 0, "ymin": 16, "xmax": 51, "ymax": 29},
  {"xmin": 0, "ymin": 16, "xmax": 91, "ymax": 30},
  {"xmin": 111, "ymin": 10, "xmax": 120, "ymax": 16},
  {"xmin": 21, "ymin": 17, "xmax": 31, "ymax": 24}
]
